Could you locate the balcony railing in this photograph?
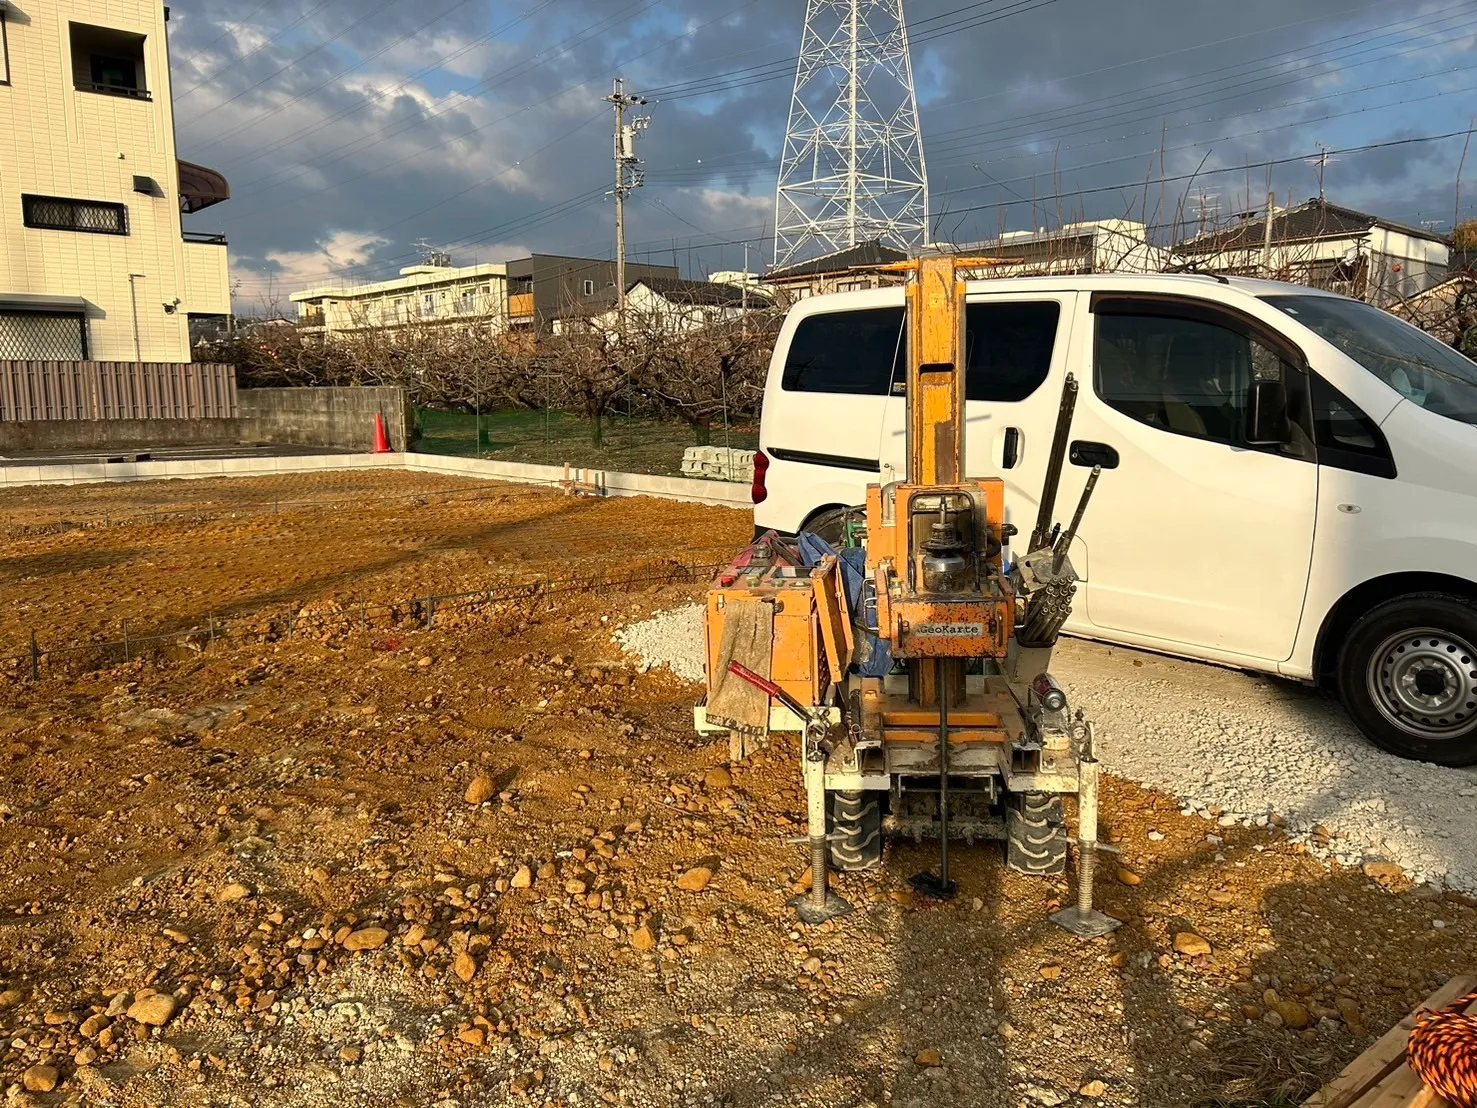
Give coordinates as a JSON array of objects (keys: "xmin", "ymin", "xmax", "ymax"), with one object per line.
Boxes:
[
  {"xmin": 75, "ymin": 82, "xmax": 153, "ymax": 101},
  {"xmin": 183, "ymin": 230, "xmax": 228, "ymax": 245}
]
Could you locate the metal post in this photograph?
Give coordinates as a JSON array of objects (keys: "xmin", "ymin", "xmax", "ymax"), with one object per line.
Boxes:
[
  {"xmin": 426, "ymin": 596, "xmax": 436, "ymax": 630},
  {"xmin": 122, "ymin": 621, "xmax": 130, "ymax": 662},
  {"xmin": 360, "ymin": 600, "xmax": 368, "ymax": 631},
  {"xmin": 208, "ymin": 614, "xmax": 216, "ymax": 647},
  {"xmin": 127, "ymin": 274, "xmax": 146, "ymax": 366},
  {"xmin": 1261, "ymin": 191, "xmax": 1276, "ymax": 277},
  {"xmin": 287, "ymin": 611, "xmax": 294, "ymax": 638},
  {"xmin": 30, "ymin": 631, "xmax": 39, "ymax": 681}
]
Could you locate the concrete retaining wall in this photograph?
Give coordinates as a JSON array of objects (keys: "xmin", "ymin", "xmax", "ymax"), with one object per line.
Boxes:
[
  {"xmin": 0, "ymin": 418, "xmax": 242, "ymax": 454},
  {"xmin": 237, "ymin": 387, "xmax": 413, "ymax": 453},
  {"xmin": 0, "ymin": 451, "xmax": 754, "ymax": 510},
  {"xmin": 0, "ymin": 386, "xmax": 413, "ymax": 456}
]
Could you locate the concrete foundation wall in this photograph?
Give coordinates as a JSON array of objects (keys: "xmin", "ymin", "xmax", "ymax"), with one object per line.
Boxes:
[
  {"xmin": 0, "ymin": 451, "xmax": 755, "ymax": 510},
  {"xmin": 237, "ymin": 387, "xmax": 413, "ymax": 453}
]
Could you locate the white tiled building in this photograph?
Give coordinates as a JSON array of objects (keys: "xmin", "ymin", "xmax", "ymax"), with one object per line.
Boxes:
[
  {"xmin": 0, "ymin": 0, "xmax": 233, "ymax": 362},
  {"xmin": 290, "ymin": 263, "xmax": 509, "ymax": 338}
]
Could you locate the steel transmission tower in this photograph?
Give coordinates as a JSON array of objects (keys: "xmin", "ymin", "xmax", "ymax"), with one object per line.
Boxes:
[{"xmin": 774, "ymin": 0, "xmax": 929, "ymax": 266}]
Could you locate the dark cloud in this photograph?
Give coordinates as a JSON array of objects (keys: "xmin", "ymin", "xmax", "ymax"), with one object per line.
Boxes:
[{"xmin": 164, "ymin": 0, "xmax": 1470, "ymax": 306}]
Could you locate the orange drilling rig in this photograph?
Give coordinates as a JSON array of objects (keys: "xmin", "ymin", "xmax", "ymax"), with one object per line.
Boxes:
[{"xmin": 697, "ymin": 255, "xmax": 1117, "ymax": 934}]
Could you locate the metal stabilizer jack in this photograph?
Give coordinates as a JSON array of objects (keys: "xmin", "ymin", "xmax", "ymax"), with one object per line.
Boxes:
[
  {"xmin": 1050, "ymin": 728, "xmax": 1121, "ymax": 939},
  {"xmin": 790, "ymin": 744, "xmax": 854, "ymax": 924}
]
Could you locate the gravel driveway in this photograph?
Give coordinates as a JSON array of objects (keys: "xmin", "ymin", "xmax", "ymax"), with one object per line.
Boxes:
[{"xmin": 617, "ymin": 605, "xmax": 1477, "ymax": 895}]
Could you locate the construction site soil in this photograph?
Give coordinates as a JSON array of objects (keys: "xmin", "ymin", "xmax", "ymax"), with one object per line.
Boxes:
[{"xmin": 0, "ymin": 472, "xmax": 1472, "ymax": 1108}]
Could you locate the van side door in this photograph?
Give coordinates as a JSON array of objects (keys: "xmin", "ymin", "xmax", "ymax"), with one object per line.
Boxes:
[
  {"xmin": 1066, "ymin": 292, "xmax": 1319, "ymax": 664},
  {"xmin": 959, "ymin": 293, "xmax": 1079, "ymax": 565}
]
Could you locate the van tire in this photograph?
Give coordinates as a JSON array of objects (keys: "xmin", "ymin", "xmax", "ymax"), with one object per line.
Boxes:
[
  {"xmin": 1005, "ymin": 794, "xmax": 1067, "ymax": 875},
  {"xmin": 1336, "ymin": 592, "xmax": 1477, "ymax": 767},
  {"xmin": 827, "ymin": 791, "xmax": 882, "ymax": 871}
]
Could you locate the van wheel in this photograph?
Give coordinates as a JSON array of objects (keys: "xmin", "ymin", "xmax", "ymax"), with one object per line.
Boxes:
[
  {"xmin": 827, "ymin": 791, "xmax": 882, "ymax": 871},
  {"xmin": 804, "ymin": 507, "xmax": 860, "ymax": 547},
  {"xmin": 1336, "ymin": 593, "xmax": 1477, "ymax": 767}
]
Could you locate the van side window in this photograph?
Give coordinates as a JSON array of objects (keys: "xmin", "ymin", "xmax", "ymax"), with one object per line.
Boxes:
[
  {"xmin": 781, "ymin": 308, "xmax": 905, "ymax": 395},
  {"xmin": 964, "ymin": 301, "xmax": 1059, "ymax": 402},
  {"xmin": 1310, "ymin": 372, "xmax": 1396, "ymax": 479},
  {"xmin": 1095, "ymin": 309, "xmax": 1294, "ymax": 449}
]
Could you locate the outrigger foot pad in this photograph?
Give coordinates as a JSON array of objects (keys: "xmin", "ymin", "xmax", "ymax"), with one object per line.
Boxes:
[
  {"xmin": 1049, "ymin": 907, "xmax": 1122, "ymax": 938},
  {"xmin": 789, "ymin": 891, "xmax": 854, "ymax": 924},
  {"xmin": 908, "ymin": 872, "xmax": 958, "ymax": 901}
]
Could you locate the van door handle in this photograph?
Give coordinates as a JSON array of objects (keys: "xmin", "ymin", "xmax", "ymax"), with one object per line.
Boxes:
[
  {"xmin": 1070, "ymin": 440, "xmax": 1119, "ymax": 469},
  {"xmin": 1002, "ymin": 427, "xmax": 1021, "ymax": 469}
]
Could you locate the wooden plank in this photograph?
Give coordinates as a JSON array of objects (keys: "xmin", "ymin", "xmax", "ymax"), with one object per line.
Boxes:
[
  {"xmin": 1348, "ymin": 1066, "xmax": 1447, "ymax": 1108},
  {"xmin": 1304, "ymin": 974, "xmax": 1477, "ymax": 1108},
  {"xmin": 811, "ymin": 557, "xmax": 851, "ymax": 685}
]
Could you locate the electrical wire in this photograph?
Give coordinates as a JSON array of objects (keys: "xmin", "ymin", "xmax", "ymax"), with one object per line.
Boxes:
[{"xmin": 183, "ymin": 0, "xmax": 484, "ymax": 151}]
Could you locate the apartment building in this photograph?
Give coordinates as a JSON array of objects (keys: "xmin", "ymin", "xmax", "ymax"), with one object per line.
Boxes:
[
  {"xmin": 290, "ymin": 255, "xmax": 680, "ymax": 338},
  {"xmin": 1172, "ymin": 197, "xmax": 1450, "ymax": 306},
  {"xmin": 290, "ymin": 262, "xmax": 508, "ymax": 338},
  {"xmin": 938, "ymin": 219, "xmax": 1165, "ymax": 277},
  {"xmin": 0, "ymin": 0, "xmax": 233, "ymax": 362},
  {"xmin": 505, "ymin": 255, "xmax": 677, "ymax": 331}
]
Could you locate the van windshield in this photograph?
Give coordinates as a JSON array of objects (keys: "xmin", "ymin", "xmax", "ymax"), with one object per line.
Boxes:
[{"xmin": 1262, "ymin": 294, "xmax": 1477, "ymax": 425}]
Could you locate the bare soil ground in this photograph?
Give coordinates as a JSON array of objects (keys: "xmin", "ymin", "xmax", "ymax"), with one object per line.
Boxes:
[{"xmin": 0, "ymin": 473, "xmax": 1472, "ymax": 1108}]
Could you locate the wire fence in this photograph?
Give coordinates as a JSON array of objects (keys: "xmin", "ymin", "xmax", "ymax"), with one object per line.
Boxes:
[{"xmin": 1, "ymin": 558, "xmax": 724, "ymax": 682}]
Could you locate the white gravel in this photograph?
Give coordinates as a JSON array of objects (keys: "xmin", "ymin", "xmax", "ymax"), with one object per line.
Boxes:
[
  {"xmin": 615, "ymin": 603, "xmax": 1477, "ymax": 894},
  {"xmin": 613, "ymin": 605, "xmax": 707, "ymax": 683}
]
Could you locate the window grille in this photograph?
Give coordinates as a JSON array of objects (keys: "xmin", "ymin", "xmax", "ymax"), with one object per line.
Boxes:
[
  {"xmin": 0, "ymin": 311, "xmax": 88, "ymax": 360},
  {"xmin": 22, "ymin": 195, "xmax": 128, "ymax": 235}
]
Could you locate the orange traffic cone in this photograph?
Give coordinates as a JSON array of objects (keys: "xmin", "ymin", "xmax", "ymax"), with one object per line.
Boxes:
[{"xmin": 372, "ymin": 413, "xmax": 392, "ymax": 453}]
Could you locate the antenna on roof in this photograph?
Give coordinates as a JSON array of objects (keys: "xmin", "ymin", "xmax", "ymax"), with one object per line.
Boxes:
[
  {"xmin": 1191, "ymin": 189, "xmax": 1220, "ymax": 234},
  {"xmin": 412, "ymin": 239, "xmax": 452, "ymax": 267},
  {"xmin": 1306, "ymin": 143, "xmax": 1340, "ymax": 201}
]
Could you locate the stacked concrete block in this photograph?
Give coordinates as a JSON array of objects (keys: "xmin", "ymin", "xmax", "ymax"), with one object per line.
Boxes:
[{"xmin": 680, "ymin": 446, "xmax": 755, "ymax": 483}]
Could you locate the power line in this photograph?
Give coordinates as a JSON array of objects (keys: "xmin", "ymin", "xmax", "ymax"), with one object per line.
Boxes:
[
  {"xmin": 173, "ymin": 0, "xmax": 344, "ymax": 101},
  {"xmin": 182, "ymin": 0, "xmax": 483, "ymax": 151},
  {"xmin": 194, "ymin": 0, "xmax": 559, "ymax": 167}
]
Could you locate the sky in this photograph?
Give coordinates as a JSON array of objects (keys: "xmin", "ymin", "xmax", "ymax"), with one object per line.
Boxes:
[{"xmin": 162, "ymin": 0, "xmax": 1477, "ymax": 313}]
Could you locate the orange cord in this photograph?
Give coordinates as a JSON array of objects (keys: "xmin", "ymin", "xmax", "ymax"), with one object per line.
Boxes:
[{"xmin": 1409, "ymin": 990, "xmax": 1477, "ymax": 1108}]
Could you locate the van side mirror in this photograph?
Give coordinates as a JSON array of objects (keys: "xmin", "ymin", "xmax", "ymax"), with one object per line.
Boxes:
[{"xmin": 1245, "ymin": 379, "xmax": 1291, "ymax": 445}]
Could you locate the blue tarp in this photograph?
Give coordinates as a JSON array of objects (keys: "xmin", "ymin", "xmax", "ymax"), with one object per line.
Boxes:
[{"xmin": 796, "ymin": 531, "xmax": 894, "ymax": 678}]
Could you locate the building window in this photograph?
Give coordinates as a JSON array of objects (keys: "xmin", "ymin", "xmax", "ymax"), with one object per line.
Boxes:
[
  {"xmin": 0, "ymin": 311, "xmax": 88, "ymax": 360},
  {"xmin": 70, "ymin": 23, "xmax": 149, "ymax": 99},
  {"xmin": 22, "ymin": 195, "xmax": 128, "ymax": 235},
  {"xmin": 421, "ymin": 293, "xmax": 435, "ymax": 318},
  {"xmin": 1, "ymin": 5, "xmax": 11, "ymax": 86},
  {"xmin": 582, "ymin": 279, "xmax": 595, "ymax": 296}
]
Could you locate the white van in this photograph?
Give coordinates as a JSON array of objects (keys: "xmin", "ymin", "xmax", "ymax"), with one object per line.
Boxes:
[{"xmin": 750, "ymin": 274, "xmax": 1477, "ymax": 767}]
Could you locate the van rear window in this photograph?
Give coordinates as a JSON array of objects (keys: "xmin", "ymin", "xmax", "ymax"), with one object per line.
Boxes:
[
  {"xmin": 782, "ymin": 302, "xmax": 1061, "ymax": 399},
  {"xmin": 781, "ymin": 308, "xmax": 906, "ymax": 395}
]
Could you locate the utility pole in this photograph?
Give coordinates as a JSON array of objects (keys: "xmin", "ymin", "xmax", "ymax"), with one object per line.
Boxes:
[
  {"xmin": 604, "ymin": 78, "xmax": 649, "ymax": 332},
  {"xmin": 1261, "ymin": 192, "xmax": 1276, "ymax": 278}
]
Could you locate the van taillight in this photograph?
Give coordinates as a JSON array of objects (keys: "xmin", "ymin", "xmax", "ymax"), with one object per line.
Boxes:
[{"xmin": 751, "ymin": 449, "xmax": 769, "ymax": 504}]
